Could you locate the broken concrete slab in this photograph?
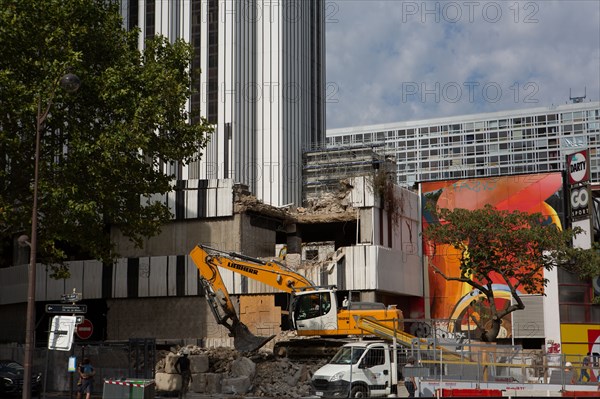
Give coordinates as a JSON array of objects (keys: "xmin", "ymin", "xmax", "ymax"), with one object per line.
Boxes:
[
  {"xmin": 231, "ymin": 357, "xmax": 256, "ymax": 378},
  {"xmin": 221, "ymin": 376, "xmax": 251, "ymax": 394},
  {"xmin": 190, "ymin": 354, "xmax": 209, "ymax": 373},
  {"xmin": 155, "ymin": 372, "xmax": 181, "ymax": 392},
  {"xmin": 204, "ymin": 372, "xmax": 223, "ymax": 394}
]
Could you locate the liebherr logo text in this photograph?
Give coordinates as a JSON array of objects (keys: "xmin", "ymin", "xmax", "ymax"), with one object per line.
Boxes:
[{"xmin": 232, "ymin": 263, "xmax": 259, "ymax": 275}]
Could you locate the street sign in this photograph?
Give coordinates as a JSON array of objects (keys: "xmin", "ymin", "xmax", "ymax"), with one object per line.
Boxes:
[
  {"xmin": 48, "ymin": 315, "xmax": 76, "ymax": 351},
  {"xmin": 76, "ymin": 319, "xmax": 94, "ymax": 340},
  {"xmin": 45, "ymin": 304, "xmax": 87, "ymax": 314}
]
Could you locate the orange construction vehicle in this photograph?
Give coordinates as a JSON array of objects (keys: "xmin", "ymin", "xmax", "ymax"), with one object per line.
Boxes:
[{"xmin": 189, "ymin": 244, "xmax": 403, "ymax": 355}]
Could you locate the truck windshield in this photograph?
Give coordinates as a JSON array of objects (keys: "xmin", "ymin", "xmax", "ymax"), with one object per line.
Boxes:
[{"xmin": 329, "ymin": 347, "xmax": 365, "ymax": 365}]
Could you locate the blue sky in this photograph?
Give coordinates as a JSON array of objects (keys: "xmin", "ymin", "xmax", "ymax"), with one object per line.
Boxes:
[{"xmin": 325, "ymin": 0, "xmax": 600, "ymax": 129}]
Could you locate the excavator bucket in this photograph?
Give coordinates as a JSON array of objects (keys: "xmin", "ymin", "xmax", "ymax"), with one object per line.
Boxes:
[{"xmin": 232, "ymin": 320, "xmax": 275, "ymax": 353}]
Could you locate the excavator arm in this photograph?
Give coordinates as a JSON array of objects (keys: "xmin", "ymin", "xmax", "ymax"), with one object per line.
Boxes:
[{"xmin": 189, "ymin": 244, "xmax": 316, "ymax": 352}]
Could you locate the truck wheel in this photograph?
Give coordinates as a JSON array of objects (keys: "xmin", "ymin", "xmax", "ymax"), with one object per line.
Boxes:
[{"xmin": 349, "ymin": 385, "xmax": 368, "ymax": 398}]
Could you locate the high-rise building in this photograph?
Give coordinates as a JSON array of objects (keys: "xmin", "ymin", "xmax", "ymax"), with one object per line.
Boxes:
[
  {"xmin": 119, "ymin": 0, "xmax": 326, "ymax": 206},
  {"xmin": 326, "ymin": 102, "xmax": 600, "ymax": 187}
]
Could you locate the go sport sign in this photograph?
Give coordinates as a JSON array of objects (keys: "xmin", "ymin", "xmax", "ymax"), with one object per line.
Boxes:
[{"xmin": 567, "ymin": 149, "xmax": 591, "ymax": 221}]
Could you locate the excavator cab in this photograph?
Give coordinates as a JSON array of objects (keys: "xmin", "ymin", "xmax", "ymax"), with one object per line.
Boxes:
[{"xmin": 291, "ymin": 290, "xmax": 339, "ymax": 334}]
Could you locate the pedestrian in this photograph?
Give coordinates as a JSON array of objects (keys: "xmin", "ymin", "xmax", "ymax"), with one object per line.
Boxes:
[
  {"xmin": 342, "ymin": 296, "xmax": 349, "ymax": 308},
  {"xmin": 175, "ymin": 349, "xmax": 192, "ymax": 398},
  {"xmin": 579, "ymin": 353, "xmax": 591, "ymax": 382},
  {"xmin": 404, "ymin": 356, "xmax": 417, "ymax": 398},
  {"xmin": 76, "ymin": 357, "xmax": 95, "ymax": 399},
  {"xmin": 564, "ymin": 362, "xmax": 577, "ymax": 385}
]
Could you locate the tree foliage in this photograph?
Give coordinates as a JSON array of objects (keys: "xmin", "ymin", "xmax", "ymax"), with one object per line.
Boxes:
[
  {"xmin": 0, "ymin": 0, "xmax": 212, "ymax": 273},
  {"xmin": 423, "ymin": 204, "xmax": 600, "ymax": 341}
]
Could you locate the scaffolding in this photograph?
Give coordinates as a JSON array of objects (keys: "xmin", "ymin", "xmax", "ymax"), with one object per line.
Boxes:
[{"xmin": 302, "ymin": 144, "xmax": 396, "ymax": 203}]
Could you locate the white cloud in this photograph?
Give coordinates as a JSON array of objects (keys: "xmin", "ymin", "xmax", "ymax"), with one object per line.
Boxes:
[{"xmin": 325, "ymin": 0, "xmax": 600, "ymax": 129}]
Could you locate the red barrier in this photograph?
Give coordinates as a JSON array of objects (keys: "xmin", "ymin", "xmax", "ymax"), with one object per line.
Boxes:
[
  {"xmin": 438, "ymin": 388, "xmax": 503, "ymax": 397},
  {"xmin": 561, "ymin": 391, "xmax": 600, "ymax": 397}
]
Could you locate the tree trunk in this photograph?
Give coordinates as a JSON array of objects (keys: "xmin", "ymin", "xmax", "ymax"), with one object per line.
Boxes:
[{"xmin": 481, "ymin": 318, "xmax": 501, "ymax": 342}]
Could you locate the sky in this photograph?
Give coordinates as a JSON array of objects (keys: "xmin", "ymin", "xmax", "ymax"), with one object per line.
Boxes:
[{"xmin": 325, "ymin": 0, "xmax": 600, "ymax": 130}]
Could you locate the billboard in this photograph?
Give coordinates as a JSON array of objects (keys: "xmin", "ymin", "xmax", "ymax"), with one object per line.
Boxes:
[{"xmin": 421, "ymin": 173, "xmax": 565, "ymax": 337}]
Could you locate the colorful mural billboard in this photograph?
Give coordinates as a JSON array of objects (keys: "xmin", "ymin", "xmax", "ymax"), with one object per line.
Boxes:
[{"xmin": 421, "ymin": 173, "xmax": 565, "ymax": 337}]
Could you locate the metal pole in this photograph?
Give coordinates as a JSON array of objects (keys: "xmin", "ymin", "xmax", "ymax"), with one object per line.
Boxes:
[
  {"xmin": 22, "ymin": 72, "xmax": 79, "ymax": 399},
  {"xmin": 23, "ymin": 95, "xmax": 44, "ymax": 399},
  {"xmin": 43, "ymin": 328, "xmax": 50, "ymax": 399}
]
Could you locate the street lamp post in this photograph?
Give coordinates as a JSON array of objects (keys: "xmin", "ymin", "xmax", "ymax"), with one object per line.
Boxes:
[{"xmin": 22, "ymin": 72, "xmax": 80, "ymax": 399}]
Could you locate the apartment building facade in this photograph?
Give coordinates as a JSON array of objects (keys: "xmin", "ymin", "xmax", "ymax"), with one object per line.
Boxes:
[{"xmin": 327, "ymin": 102, "xmax": 600, "ymax": 188}]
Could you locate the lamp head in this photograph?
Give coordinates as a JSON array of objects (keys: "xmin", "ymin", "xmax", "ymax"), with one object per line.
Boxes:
[{"xmin": 60, "ymin": 73, "xmax": 81, "ymax": 93}]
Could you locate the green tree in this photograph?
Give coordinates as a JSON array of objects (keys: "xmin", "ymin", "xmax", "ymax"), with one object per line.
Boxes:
[
  {"xmin": 0, "ymin": 0, "xmax": 212, "ymax": 274},
  {"xmin": 423, "ymin": 204, "xmax": 600, "ymax": 342}
]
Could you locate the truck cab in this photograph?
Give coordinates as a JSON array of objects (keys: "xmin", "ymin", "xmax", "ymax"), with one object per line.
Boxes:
[{"xmin": 311, "ymin": 341, "xmax": 401, "ymax": 398}]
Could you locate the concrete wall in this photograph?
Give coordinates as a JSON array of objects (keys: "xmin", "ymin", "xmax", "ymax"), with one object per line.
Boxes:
[
  {"xmin": 106, "ymin": 297, "xmax": 230, "ymax": 342},
  {"xmin": 112, "ymin": 217, "xmax": 242, "ymax": 258},
  {"xmin": 112, "ymin": 212, "xmax": 278, "ymax": 259}
]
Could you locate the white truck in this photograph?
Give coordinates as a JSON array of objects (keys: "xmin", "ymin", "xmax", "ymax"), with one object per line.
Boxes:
[{"xmin": 310, "ymin": 340, "xmax": 408, "ymax": 398}]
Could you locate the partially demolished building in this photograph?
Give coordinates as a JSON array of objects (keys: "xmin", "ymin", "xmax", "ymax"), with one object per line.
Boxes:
[{"xmin": 0, "ymin": 171, "xmax": 421, "ymax": 346}]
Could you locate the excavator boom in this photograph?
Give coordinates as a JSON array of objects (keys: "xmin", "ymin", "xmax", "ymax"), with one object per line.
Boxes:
[{"xmin": 190, "ymin": 244, "xmax": 316, "ymax": 352}]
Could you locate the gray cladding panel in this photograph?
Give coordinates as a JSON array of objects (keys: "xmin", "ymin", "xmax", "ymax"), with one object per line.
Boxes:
[
  {"xmin": 167, "ymin": 256, "xmax": 178, "ymax": 296},
  {"xmin": 113, "ymin": 258, "xmax": 128, "ymax": 298},
  {"xmin": 81, "ymin": 260, "xmax": 103, "ymax": 298},
  {"xmin": 186, "ymin": 255, "xmax": 199, "ymax": 296},
  {"xmin": 513, "ymin": 295, "xmax": 545, "ymax": 338},
  {"xmin": 149, "ymin": 256, "xmax": 168, "ymax": 297},
  {"xmin": 138, "ymin": 257, "xmax": 150, "ymax": 297},
  {"xmin": 141, "ymin": 179, "xmax": 233, "ymax": 221}
]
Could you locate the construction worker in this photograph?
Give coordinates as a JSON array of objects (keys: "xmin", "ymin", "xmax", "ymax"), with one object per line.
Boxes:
[{"xmin": 175, "ymin": 349, "xmax": 192, "ymax": 398}]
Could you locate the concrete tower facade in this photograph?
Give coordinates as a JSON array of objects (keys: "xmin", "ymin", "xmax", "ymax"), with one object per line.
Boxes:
[{"xmin": 120, "ymin": 0, "xmax": 326, "ymax": 206}]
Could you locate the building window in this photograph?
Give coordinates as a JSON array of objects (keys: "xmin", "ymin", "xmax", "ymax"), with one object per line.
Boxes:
[{"xmin": 558, "ymin": 269, "xmax": 598, "ymax": 323}]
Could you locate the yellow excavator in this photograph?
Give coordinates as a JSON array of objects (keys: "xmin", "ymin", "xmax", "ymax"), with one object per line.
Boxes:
[{"xmin": 189, "ymin": 244, "xmax": 404, "ymax": 355}]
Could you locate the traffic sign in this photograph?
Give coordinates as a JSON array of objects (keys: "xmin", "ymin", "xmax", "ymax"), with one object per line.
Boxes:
[
  {"xmin": 76, "ymin": 319, "xmax": 94, "ymax": 340},
  {"xmin": 48, "ymin": 315, "xmax": 76, "ymax": 351},
  {"xmin": 45, "ymin": 304, "xmax": 87, "ymax": 314}
]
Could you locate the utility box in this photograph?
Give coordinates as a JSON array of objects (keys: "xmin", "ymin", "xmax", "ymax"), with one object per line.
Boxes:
[{"xmin": 102, "ymin": 379, "xmax": 155, "ymax": 399}]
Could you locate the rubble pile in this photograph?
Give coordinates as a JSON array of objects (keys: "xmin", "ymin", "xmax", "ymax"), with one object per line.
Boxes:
[
  {"xmin": 297, "ymin": 181, "xmax": 354, "ymax": 214},
  {"xmin": 252, "ymin": 356, "xmax": 327, "ymax": 398},
  {"xmin": 154, "ymin": 345, "xmax": 327, "ymax": 398},
  {"xmin": 233, "ymin": 180, "xmax": 358, "ymax": 224}
]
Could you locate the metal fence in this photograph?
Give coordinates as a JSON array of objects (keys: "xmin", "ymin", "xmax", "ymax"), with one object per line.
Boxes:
[
  {"xmin": 313, "ymin": 317, "xmax": 600, "ymax": 398},
  {"xmin": 0, "ymin": 341, "xmax": 149, "ymax": 396}
]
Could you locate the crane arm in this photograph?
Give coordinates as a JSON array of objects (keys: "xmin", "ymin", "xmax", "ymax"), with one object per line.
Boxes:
[
  {"xmin": 189, "ymin": 244, "xmax": 315, "ymax": 352},
  {"xmin": 191, "ymin": 244, "xmax": 316, "ymax": 293}
]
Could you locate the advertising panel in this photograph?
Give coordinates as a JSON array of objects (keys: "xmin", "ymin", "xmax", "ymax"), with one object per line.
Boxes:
[
  {"xmin": 561, "ymin": 324, "xmax": 600, "ymax": 383},
  {"xmin": 566, "ymin": 149, "xmax": 592, "ymax": 221},
  {"xmin": 421, "ymin": 173, "xmax": 565, "ymax": 338}
]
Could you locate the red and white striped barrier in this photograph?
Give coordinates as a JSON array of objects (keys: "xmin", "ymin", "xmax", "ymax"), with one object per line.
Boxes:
[{"xmin": 103, "ymin": 379, "xmax": 155, "ymax": 388}]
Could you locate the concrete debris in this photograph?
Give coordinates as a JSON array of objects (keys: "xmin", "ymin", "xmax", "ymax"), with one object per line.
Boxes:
[
  {"xmin": 233, "ymin": 181, "xmax": 357, "ymax": 224},
  {"xmin": 155, "ymin": 345, "xmax": 327, "ymax": 398}
]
